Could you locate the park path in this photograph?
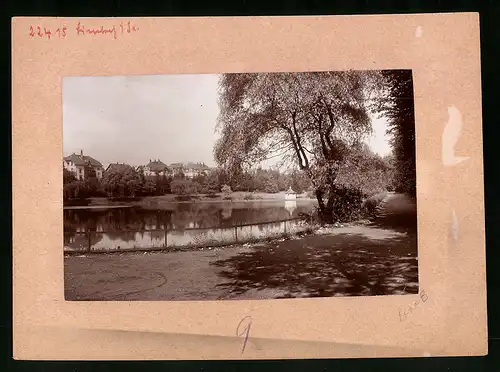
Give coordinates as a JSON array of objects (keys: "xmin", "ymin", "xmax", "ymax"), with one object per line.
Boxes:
[
  {"xmin": 371, "ymin": 192, "xmax": 417, "ymax": 230},
  {"xmin": 64, "ymin": 193, "xmax": 418, "ymax": 300}
]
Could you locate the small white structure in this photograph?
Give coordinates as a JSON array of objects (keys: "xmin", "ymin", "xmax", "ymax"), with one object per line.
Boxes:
[{"xmin": 284, "ymin": 186, "xmax": 297, "ymax": 201}]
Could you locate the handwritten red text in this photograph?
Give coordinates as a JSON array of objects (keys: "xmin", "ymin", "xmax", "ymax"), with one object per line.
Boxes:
[
  {"xmin": 76, "ymin": 21, "xmax": 138, "ymax": 40},
  {"xmin": 29, "ymin": 25, "xmax": 67, "ymax": 39},
  {"xmin": 29, "ymin": 21, "xmax": 138, "ymax": 40}
]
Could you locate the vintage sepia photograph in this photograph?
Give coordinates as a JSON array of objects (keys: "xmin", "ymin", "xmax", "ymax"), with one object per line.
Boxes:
[{"xmin": 63, "ymin": 70, "xmax": 418, "ymax": 301}]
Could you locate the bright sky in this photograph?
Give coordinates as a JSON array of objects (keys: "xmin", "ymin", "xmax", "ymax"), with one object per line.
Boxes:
[
  {"xmin": 63, "ymin": 74, "xmax": 391, "ymax": 169},
  {"xmin": 367, "ymin": 114, "xmax": 392, "ymax": 157}
]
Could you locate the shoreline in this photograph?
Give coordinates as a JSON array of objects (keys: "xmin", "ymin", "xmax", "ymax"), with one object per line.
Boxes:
[
  {"xmin": 63, "ymin": 227, "xmax": 316, "ymax": 256},
  {"xmin": 62, "ymin": 220, "xmax": 381, "ymax": 256},
  {"xmin": 64, "ymin": 193, "xmax": 318, "ymax": 209}
]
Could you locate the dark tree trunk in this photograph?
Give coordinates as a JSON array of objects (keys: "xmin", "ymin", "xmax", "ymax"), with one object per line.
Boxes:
[{"xmin": 315, "ymin": 186, "xmax": 335, "ymax": 224}]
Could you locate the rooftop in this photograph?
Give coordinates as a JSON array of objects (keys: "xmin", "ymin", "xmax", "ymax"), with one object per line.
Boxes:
[
  {"xmin": 106, "ymin": 163, "xmax": 134, "ymax": 173},
  {"xmin": 64, "ymin": 151, "xmax": 103, "ymax": 167},
  {"xmin": 145, "ymin": 159, "xmax": 169, "ymax": 172}
]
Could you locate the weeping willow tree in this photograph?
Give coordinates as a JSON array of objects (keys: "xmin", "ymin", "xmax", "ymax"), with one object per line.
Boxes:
[{"xmin": 214, "ymin": 70, "xmax": 382, "ymax": 223}]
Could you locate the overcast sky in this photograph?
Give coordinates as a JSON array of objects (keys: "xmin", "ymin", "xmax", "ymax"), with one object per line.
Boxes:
[{"xmin": 63, "ymin": 74, "xmax": 391, "ymax": 169}]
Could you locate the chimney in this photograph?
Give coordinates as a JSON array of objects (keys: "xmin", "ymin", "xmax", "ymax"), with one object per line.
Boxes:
[{"xmin": 80, "ymin": 149, "xmax": 83, "ymax": 158}]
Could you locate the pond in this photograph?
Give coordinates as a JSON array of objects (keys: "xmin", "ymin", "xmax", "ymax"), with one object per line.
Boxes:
[{"xmin": 63, "ymin": 200, "xmax": 317, "ymax": 252}]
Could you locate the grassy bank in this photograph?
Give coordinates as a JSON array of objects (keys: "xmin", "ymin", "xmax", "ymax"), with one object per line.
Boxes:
[{"xmin": 71, "ymin": 192, "xmax": 317, "ymax": 209}]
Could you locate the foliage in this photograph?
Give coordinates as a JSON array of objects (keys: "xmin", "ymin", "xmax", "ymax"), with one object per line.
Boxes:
[
  {"xmin": 204, "ymin": 170, "xmax": 223, "ymax": 194},
  {"xmin": 141, "ymin": 178, "xmax": 157, "ymax": 195},
  {"xmin": 363, "ymin": 192, "xmax": 388, "ymax": 217},
  {"xmin": 248, "ymin": 168, "xmax": 288, "ymax": 193},
  {"xmin": 101, "ymin": 167, "xmax": 142, "ymax": 197},
  {"xmin": 288, "ymin": 169, "xmax": 311, "ymax": 193},
  {"xmin": 155, "ymin": 174, "xmax": 172, "ymax": 195},
  {"xmin": 63, "ymin": 168, "xmax": 77, "ymax": 184},
  {"xmin": 192, "ymin": 174, "xmax": 207, "ymax": 186},
  {"xmin": 221, "ymin": 184, "xmax": 232, "ymax": 196},
  {"xmin": 171, "ymin": 179, "xmax": 197, "ymax": 195},
  {"xmin": 215, "ymin": 71, "xmax": 382, "ymax": 223},
  {"xmin": 374, "ymin": 70, "xmax": 416, "ymax": 196},
  {"xmin": 84, "ymin": 166, "xmax": 101, "ymax": 195},
  {"xmin": 63, "ymin": 163, "xmax": 103, "ymax": 200},
  {"xmin": 335, "ymin": 143, "xmax": 393, "ymax": 195},
  {"xmin": 322, "ymin": 185, "xmax": 367, "ymax": 223},
  {"xmin": 173, "ymin": 170, "xmax": 186, "ymax": 179},
  {"xmin": 305, "ymin": 186, "xmax": 316, "ymax": 199},
  {"xmin": 63, "ymin": 180, "xmax": 89, "ymax": 200}
]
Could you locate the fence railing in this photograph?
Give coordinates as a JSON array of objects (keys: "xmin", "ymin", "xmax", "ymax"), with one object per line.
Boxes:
[{"xmin": 64, "ymin": 216, "xmax": 313, "ymax": 253}]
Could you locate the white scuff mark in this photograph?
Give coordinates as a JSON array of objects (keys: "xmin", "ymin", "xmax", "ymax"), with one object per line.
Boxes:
[
  {"xmin": 442, "ymin": 106, "xmax": 470, "ymax": 166},
  {"xmin": 451, "ymin": 209, "xmax": 459, "ymax": 241},
  {"xmin": 415, "ymin": 26, "xmax": 423, "ymax": 38}
]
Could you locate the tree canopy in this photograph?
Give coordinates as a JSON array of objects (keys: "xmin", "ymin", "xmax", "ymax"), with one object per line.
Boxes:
[
  {"xmin": 214, "ymin": 70, "xmax": 383, "ymax": 222},
  {"xmin": 375, "ymin": 70, "xmax": 416, "ymax": 196},
  {"xmin": 101, "ymin": 167, "xmax": 142, "ymax": 198}
]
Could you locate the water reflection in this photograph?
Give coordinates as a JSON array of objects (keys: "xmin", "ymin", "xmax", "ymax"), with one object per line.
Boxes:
[
  {"xmin": 63, "ymin": 201, "xmax": 315, "ymax": 252},
  {"xmin": 284, "ymin": 200, "xmax": 297, "ymax": 216}
]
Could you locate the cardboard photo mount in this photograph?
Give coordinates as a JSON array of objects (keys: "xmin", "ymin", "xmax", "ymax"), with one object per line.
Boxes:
[{"xmin": 12, "ymin": 13, "xmax": 487, "ymax": 360}]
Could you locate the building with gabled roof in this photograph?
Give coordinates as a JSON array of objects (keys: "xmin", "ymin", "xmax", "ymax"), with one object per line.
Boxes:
[
  {"xmin": 63, "ymin": 150, "xmax": 104, "ymax": 180},
  {"xmin": 140, "ymin": 159, "xmax": 170, "ymax": 177},
  {"xmin": 106, "ymin": 162, "xmax": 135, "ymax": 174},
  {"xmin": 184, "ymin": 162, "xmax": 210, "ymax": 178}
]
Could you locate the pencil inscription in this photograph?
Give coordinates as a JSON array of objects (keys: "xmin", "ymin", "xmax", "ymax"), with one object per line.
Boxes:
[
  {"xmin": 399, "ymin": 290, "xmax": 428, "ymax": 321},
  {"xmin": 236, "ymin": 316, "xmax": 252, "ymax": 355}
]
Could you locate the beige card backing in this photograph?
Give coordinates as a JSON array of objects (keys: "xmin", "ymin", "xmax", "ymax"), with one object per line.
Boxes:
[{"xmin": 12, "ymin": 13, "xmax": 487, "ymax": 360}]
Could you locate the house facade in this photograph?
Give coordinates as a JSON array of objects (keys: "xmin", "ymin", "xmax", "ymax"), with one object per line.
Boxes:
[
  {"xmin": 184, "ymin": 162, "xmax": 210, "ymax": 178},
  {"xmin": 139, "ymin": 159, "xmax": 170, "ymax": 177},
  {"xmin": 63, "ymin": 150, "xmax": 104, "ymax": 180},
  {"xmin": 136, "ymin": 159, "xmax": 213, "ymax": 179},
  {"xmin": 168, "ymin": 162, "xmax": 184, "ymax": 177}
]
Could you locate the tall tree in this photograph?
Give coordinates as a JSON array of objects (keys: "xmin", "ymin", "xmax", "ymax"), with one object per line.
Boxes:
[
  {"xmin": 335, "ymin": 143, "xmax": 393, "ymax": 194},
  {"xmin": 215, "ymin": 71, "xmax": 379, "ymax": 222},
  {"xmin": 83, "ymin": 161, "xmax": 100, "ymax": 196},
  {"xmin": 376, "ymin": 70, "xmax": 416, "ymax": 196}
]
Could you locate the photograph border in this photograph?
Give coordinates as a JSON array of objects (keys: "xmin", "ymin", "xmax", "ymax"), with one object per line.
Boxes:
[{"xmin": 11, "ymin": 12, "xmax": 486, "ymax": 360}]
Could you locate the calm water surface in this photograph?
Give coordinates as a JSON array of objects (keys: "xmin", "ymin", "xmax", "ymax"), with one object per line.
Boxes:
[{"xmin": 64, "ymin": 201, "xmax": 316, "ymax": 252}]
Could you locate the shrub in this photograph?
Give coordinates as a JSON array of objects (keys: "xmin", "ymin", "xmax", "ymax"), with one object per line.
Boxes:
[
  {"xmin": 327, "ymin": 185, "xmax": 367, "ymax": 223},
  {"xmin": 362, "ymin": 192, "xmax": 388, "ymax": 217},
  {"xmin": 171, "ymin": 179, "xmax": 197, "ymax": 195},
  {"xmin": 243, "ymin": 193, "xmax": 254, "ymax": 200},
  {"xmin": 263, "ymin": 182, "xmax": 279, "ymax": 193},
  {"xmin": 221, "ymin": 184, "xmax": 232, "ymax": 196},
  {"xmin": 305, "ymin": 186, "xmax": 316, "ymax": 199}
]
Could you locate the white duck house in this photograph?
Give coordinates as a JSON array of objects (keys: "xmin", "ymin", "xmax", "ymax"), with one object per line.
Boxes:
[{"xmin": 284, "ymin": 186, "xmax": 297, "ymax": 201}]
